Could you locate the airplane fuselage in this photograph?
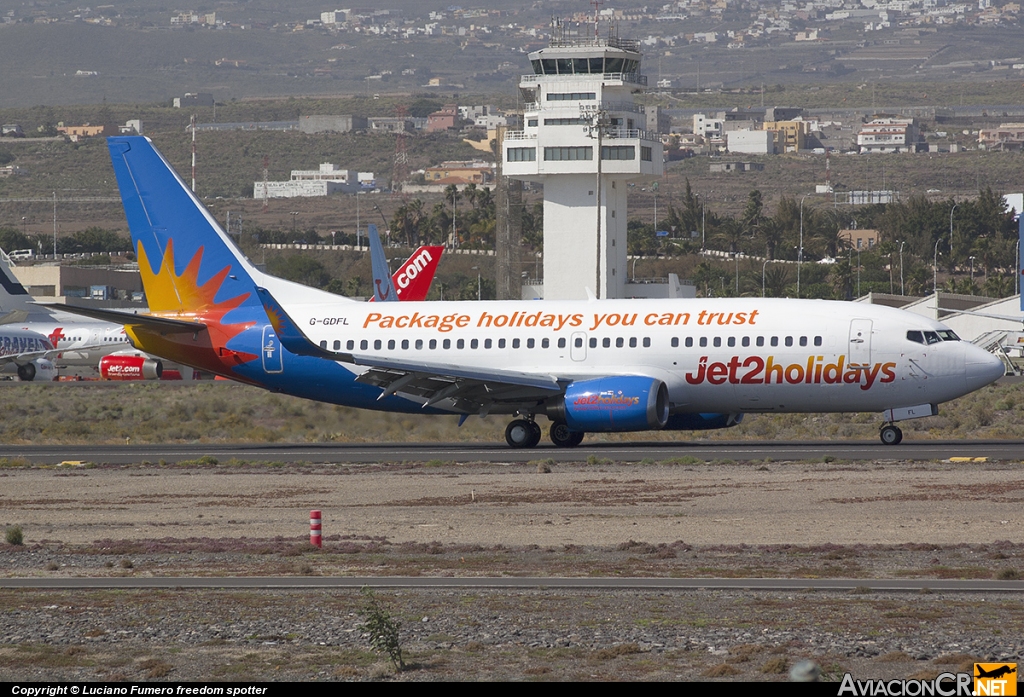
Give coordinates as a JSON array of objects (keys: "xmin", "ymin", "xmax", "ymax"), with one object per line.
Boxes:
[{"xmin": 128, "ymin": 296, "xmax": 1001, "ymax": 418}]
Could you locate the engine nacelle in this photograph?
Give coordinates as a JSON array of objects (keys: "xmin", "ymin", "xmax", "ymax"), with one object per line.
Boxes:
[
  {"xmin": 547, "ymin": 376, "xmax": 669, "ymax": 432},
  {"xmin": 17, "ymin": 359, "xmax": 56, "ymax": 382},
  {"xmin": 664, "ymin": 412, "xmax": 744, "ymax": 431},
  {"xmin": 99, "ymin": 354, "xmax": 163, "ymax": 381}
]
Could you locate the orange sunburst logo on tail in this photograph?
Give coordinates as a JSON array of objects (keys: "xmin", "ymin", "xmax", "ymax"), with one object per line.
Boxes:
[{"xmin": 130, "ymin": 239, "xmax": 258, "ymax": 375}]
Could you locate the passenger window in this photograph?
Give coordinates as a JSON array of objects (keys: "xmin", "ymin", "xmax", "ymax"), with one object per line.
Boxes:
[
  {"xmin": 785, "ymin": 336, "xmax": 793, "ymax": 347},
  {"xmin": 527, "ymin": 338, "xmax": 535, "ymax": 348},
  {"xmin": 558, "ymin": 337, "xmax": 566, "ymax": 348},
  {"xmin": 814, "ymin": 336, "xmax": 823, "ymax": 347},
  {"xmin": 685, "ymin": 337, "xmax": 693, "ymax": 348},
  {"xmin": 727, "ymin": 337, "xmax": 735, "ymax": 347},
  {"xmin": 457, "ymin": 339, "xmax": 465, "ymax": 349},
  {"xmin": 347, "ymin": 340, "xmax": 355, "ymax": 350},
  {"xmin": 443, "ymin": 339, "xmax": 451, "ymax": 349},
  {"xmin": 429, "ymin": 339, "xmax": 437, "ymax": 349},
  {"xmin": 713, "ymin": 337, "xmax": 721, "ymax": 348},
  {"xmin": 401, "ymin": 339, "xmax": 409, "ymax": 349},
  {"xmin": 333, "ymin": 340, "xmax": 340, "ymax": 350},
  {"xmin": 485, "ymin": 338, "xmax": 492, "ymax": 349},
  {"xmin": 374, "ymin": 339, "xmax": 382, "ymax": 350},
  {"xmin": 756, "ymin": 337, "xmax": 764, "ymax": 347},
  {"xmin": 589, "ymin": 337, "xmax": 597, "ymax": 348},
  {"xmin": 799, "ymin": 336, "xmax": 808, "ymax": 347},
  {"xmin": 616, "ymin": 337, "xmax": 624, "ymax": 348},
  {"xmin": 741, "ymin": 337, "xmax": 750, "ymax": 347},
  {"xmin": 471, "ymin": 339, "xmax": 478, "ymax": 349},
  {"xmin": 361, "ymin": 340, "xmax": 369, "ymax": 350},
  {"xmin": 575, "ymin": 337, "xmax": 583, "ymax": 348},
  {"xmin": 499, "ymin": 338, "xmax": 506, "ymax": 348},
  {"xmin": 512, "ymin": 338, "xmax": 521, "ymax": 349},
  {"xmin": 387, "ymin": 339, "xmax": 396, "ymax": 350},
  {"xmin": 643, "ymin": 337, "xmax": 651, "ymax": 348},
  {"xmin": 629, "ymin": 337, "xmax": 637, "ymax": 348},
  {"xmin": 415, "ymin": 339, "xmax": 423, "ymax": 349},
  {"xmin": 602, "ymin": 337, "xmax": 610, "ymax": 348},
  {"xmin": 770, "ymin": 337, "xmax": 778, "ymax": 347},
  {"xmin": 320, "ymin": 340, "xmax": 327, "ymax": 349},
  {"xmin": 699, "ymin": 337, "xmax": 707, "ymax": 348},
  {"xmin": 906, "ymin": 331, "xmax": 923, "ymax": 344},
  {"xmin": 542, "ymin": 338, "xmax": 550, "ymax": 348},
  {"xmin": 671, "ymin": 337, "xmax": 679, "ymax": 348}
]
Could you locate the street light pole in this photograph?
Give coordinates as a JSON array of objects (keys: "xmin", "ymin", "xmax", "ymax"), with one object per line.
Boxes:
[
  {"xmin": 933, "ymin": 238, "xmax": 941, "ymax": 295},
  {"xmin": 798, "ymin": 194, "xmax": 808, "ymax": 298},
  {"xmin": 762, "ymin": 259, "xmax": 770, "ymax": 298},
  {"xmin": 899, "ymin": 240, "xmax": 905, "ymax": 296}
]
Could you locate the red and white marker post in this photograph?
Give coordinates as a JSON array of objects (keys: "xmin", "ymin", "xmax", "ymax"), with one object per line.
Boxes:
[{"xmin": 310, "ymin": 510, "xmax": 322, "ymax": 548}]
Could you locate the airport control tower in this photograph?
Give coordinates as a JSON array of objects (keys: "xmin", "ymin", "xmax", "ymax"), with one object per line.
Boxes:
[{"xmin": 502, "ymin": 35, "xmax": 663, "ymax": 300}]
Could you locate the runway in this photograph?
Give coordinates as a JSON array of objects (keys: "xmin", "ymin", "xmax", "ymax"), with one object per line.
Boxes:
[
  {"xmin": 3, "ymin": 576, "xmax": 1023, "ymax": 592},
  {"xmin": 4, "ymin": 439, "xmax": 1023, "ymax": 464}
]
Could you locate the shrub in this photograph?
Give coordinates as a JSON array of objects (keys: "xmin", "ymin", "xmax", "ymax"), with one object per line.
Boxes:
[
  {"xmin": 359, "ymin": 587, "xmax": 404, "ymax": 672},
  {"xmin": 5, "ymin": 525, "xmax": 23, "ymax": 546}
]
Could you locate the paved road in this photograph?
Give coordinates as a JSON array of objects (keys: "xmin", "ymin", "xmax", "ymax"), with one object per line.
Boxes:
[
  {"xmin": 4, "ymin": 440, "xmax": 1023, "ymax": 464},
  {"xmin": 2, "ymin": 576, "xmax": 1023, "ymax": 592}
]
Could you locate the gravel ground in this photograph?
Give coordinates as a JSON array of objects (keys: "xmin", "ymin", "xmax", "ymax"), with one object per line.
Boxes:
[{"xmin": 1, "ymin": 458, "xmax": 1022, "ymax": 681}]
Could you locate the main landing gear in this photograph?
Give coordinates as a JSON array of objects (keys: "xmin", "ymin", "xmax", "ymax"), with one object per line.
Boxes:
[
  {"xmin": 504, "ymin": 418, "xmax": 587, "ymax": 448},
  {"xmin": 505, "ymin": 418, "xmax": 542, "ymax": 448},
  {"xmin": 879, "ymin": 423, "xmax": 903, "ymax": 446},
  {"xmin": 549, "ymin": 422, "xmax": 585, "ymax": 448}
]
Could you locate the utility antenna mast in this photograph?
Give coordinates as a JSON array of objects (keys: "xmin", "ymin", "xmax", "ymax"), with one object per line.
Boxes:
[
  {"xmin": 591, "ymin": 0, "xmax": 603, "ymax": 38},
  {"xmin": 261, "ymin": 155, "xmax": 269, "ymax": 213},
  {"xmin": 391, "ymin": 105, "xmax": 409, "ymax": 196},
  {"xmin": 190, "ymin": 114, "xmax": 197, "ymax": 193}
]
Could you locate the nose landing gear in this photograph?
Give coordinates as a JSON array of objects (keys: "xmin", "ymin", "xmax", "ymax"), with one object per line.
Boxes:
[{"xmin": 879, "ymin": 423, "xmax": 903, "ymax": 446}]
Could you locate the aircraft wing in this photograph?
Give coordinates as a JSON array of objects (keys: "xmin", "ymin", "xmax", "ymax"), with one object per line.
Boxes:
[
  {"xmin": 0, "ymin": 310, "xmax": 29, "ymax": 325},
  {"xmin": 256, "ymin": 286, "xmax": 565, "ymax": 413},
  {"xmin": 38, "ymin": 304, "xmax": 207, "ymax": 334}
]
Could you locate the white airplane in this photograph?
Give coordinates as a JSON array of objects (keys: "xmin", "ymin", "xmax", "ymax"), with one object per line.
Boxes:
[
  {"xmin": 58, "ymin": 136, "xmax": 1006, "ymax": 447},
  {"xmin": 0, "ymin": 326, "xmax": 58, "ymax": 381}
]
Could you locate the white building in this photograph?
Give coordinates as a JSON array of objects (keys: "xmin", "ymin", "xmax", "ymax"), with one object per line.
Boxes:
[
  {"xmin": 502, "ymin": 37, "xmax": 663, "ymax": 300},
  {"xmin": 254, "ymin": 163, "xmax": 371, "ymax": 199},
  {"xmin": 727, "ymin": 129, "xmax": 776, "ymax": 154},
  {"xmin": 857, "ymin": 118, "xmax": 920, "ymax": 153}
]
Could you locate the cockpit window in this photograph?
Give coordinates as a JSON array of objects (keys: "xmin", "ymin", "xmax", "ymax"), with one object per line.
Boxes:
[
  {"xmin": 906, "ymin": 330, "xmax": 924, "ymax": 344},
  {"xmin": 924, "ymin": 331, "xmax": 941, "ymax": 345},
  {"xmin": 937, "ymin": 330, "xmax": 960, "ymax": 341}
]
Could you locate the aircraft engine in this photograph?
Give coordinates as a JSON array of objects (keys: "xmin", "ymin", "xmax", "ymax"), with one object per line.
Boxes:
[
  {"xmin": 546, "ymin": 376, "xmax": 669, "ymax": 432},
  {"xmin": 664, "ymin": 412, "xmax": 744, "ymax": 431},
  {"xmin": 99, "ymin": 354, "xmax": 164, "ymax": 380},
  {"xmin": 17, "ymin": 358, "xmax": 56, "ymax": 382}
]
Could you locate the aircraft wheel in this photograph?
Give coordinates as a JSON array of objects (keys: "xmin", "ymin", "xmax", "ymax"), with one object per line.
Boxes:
[
  {"xmin": 550, "ymin": 422, "xmax": 584, "ymax": 448},
  {"xmin": 505, "ymin": 419, "xmax": 538, "ymax": 449},
  {"xmin": 879, "ymin": 424, "xmax": 903, "ymax": 446},
  {"xmin": 526, "ymin": 420, "xmax": 542, "ymax": 448},
  {"xmin": 17, "ymin": 363, "xmax": 36, "ymax": 381}
]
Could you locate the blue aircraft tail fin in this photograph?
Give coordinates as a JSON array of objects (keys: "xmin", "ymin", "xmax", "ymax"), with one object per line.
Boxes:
[
  {"xmin": 107, "ymin": 136, "xmax": 261, "ymax": 316},
  {"xmin": 368, "ymin": 224, "xmax": 399, "ymax": 303}
]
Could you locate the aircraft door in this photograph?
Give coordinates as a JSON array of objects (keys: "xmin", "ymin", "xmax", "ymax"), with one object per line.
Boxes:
[
  {"xmin": 848, "ymin": 319, "xmax": 872, "ymax": 367},
  {"xmin": 570, "ymin": 331, "xmax": 587, "ymax": 362},
  {"xmin": 261, "ymin": 325, "xmax": 284, "ymax": 374}
]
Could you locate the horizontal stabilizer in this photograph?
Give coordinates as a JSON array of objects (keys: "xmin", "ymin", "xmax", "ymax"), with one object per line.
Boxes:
[{"xmin": 38, "ymin": 304, "xmax": 207, "ymax": 333}]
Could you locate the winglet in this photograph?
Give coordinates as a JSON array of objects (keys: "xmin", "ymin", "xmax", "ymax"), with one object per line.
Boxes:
[
  {"xmin": 255, "ymin": 287, "xmax": 352, "ymax": 362},
  {"xmin": 368, "ymin": 224, "xmax": 399, "ymax": 303}
]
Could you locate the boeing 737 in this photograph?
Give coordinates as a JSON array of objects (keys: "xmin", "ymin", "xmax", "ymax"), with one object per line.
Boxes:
[{"xmin": 56, "ymin": 136, "xmax": 1005, "ymax": 447}]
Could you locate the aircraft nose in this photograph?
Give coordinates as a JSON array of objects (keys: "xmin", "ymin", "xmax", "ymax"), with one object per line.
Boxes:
[{"xmin": 965, "ymin": 346, "xmax": 1005, "ymax": 390}]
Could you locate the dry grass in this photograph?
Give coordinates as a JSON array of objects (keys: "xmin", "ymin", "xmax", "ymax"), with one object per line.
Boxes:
[{"xmin": 2, "ymin": 380, "xmax": 1023, "ymax": 446}]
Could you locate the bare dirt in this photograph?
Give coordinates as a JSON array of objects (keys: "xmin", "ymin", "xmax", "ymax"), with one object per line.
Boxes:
[{"xmin": 1, "ymin": 458, "xmax": 1022, "ymax": 682}]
